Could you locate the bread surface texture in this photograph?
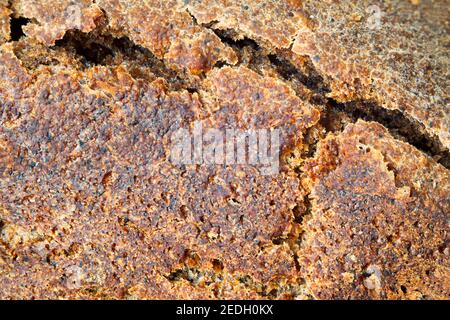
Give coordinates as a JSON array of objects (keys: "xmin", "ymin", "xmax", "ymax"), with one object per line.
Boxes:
[{"xmin": 0, "ymin": 0, "xmax": 448, "ymax": 300}]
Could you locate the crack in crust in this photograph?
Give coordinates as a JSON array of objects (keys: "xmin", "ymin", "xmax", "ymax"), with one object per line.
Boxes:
[
  {"xmin": 293, "ymin": 0, "xmax": 450, "ymax": 149},
  {"xmin": 301, "ymin": 121, "xmax": 449, "ymax": 300},
  {"xmin": 0, "ymin": 40, "xmax": 318, "ymax": 298},
  {"xmin": 0, "ymin": 0, "xmax": 448, "ymax": 300}
]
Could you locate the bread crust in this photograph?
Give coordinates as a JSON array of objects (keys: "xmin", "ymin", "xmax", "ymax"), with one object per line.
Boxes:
[
  {"xmin": 0, "ymin": 0, "xmax": 448, "ymax": 300},
  {"xmin": 293, "ymin": 0, "xmax": 449, "ymax": 149},
  {"xmin": 0, "ymin": 1, "xmax": 10, "ymax": 44},
  {"xmin": 302, "ymin": 120, "xmax": 449, "ymax": 299}
]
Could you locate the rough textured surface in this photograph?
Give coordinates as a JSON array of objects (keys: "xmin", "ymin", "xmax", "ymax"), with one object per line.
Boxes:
[
  {"xmin": 302, "ymin": 121, "xmax": 449, "ymax": 299},
  {"xmin": 12, "ymin": 0, "xmax": 103, "ymax": 45},
  {"xmin": 10, "ymin": 0, "xmax": 238, "ymax": 75},
  {"xmin": 0, "ymin": 41, "xmax": 317, "ymax": 299},
  {"xmin": 0, "ymin": 0, "xmax": 10, "ymax": 44},
  {"xmin": 203, "ymin": 65, "xmax": 321, "ymax": 157},
  {"xmin": 182, "ymin": 0, "xmax": 304, "ymax": 48},
  {"xmin": 9, "ymin": 0, "xmax": 449, "ymax": 150},
  {"xmin": 0, "ymin": 0, "xmax": 448, "ymax": 300},
  {"xmin": 293, "ymin": 0, "xmax": 450, "ymax": 149},
  {"xmin": 96, "ymin": 0, "xmax": 238, "ymax": 75}
]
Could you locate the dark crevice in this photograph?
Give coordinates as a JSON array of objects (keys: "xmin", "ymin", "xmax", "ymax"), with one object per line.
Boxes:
[
  {"xmin": 268, "ymin": 53, "xmax": 329, "ymax": 95},
  {"xmin": 206, "ymin": 23, "xmax": 449, "ymax": 168},
  {"xmin": 184, "ymin": 7, "xmax": 199, "ymax": 25},
  {"xmin": 46, "ymin": 6, "xmax": 449, "ymax": 170},
  {"xmin": 209, "ymin": 28, "xmax": 260, "ymax": 51},
  {"xmin": 10, "ymin": 17, "xmax": 30, "ymax": 41},
  {"xmin": 54, "ymin": 30, "xmax": 143, "ymax": 66},
  {"xmin": 185, "ymin": 9, "xmax": 254, "ymax": 71},
  {"xmin": 201, "ymin": 23, "xmax": 450, "ymax": 283},
  {"xmin": 6, "ymin": 6, "xmax": 449, "ymax": 167},
  {"xmin": 293, "ymin": 197, "xmax": 311, "ymax": 225},
  {"xmin": 52, "ymin": 29, "xmax": 198, "ymax": 91},
  {"xmin": 185, "ymin": 7, "xmax": 259, "ymax": 52},
  {"xmin": 55, "ymin": 32, "xmax": 114, "ymax": 66},
  {"xmin": 209, "ymin": 28, "xmax": 277, "ymax": 78},
  {"xmin": 211, "ymin": 60, "xmax": 228, "ymax": 69},
  {"xmin": 322, "ymin": 100, "xmax": 450, "ymax": 168},
  {"xmin": 208, "ymin": 26, "xmax": 449, "ymax": 168},
  {"xmin": 264, "ymin": 52, "xmax": 449, "ymax": 168},
  {"xmin": 185, "ymin": 7, "xmax": 260, "ymax": 52},
  {"xmin": 203, "ymin": 27, "xmax": 277, "ymax": 77}
]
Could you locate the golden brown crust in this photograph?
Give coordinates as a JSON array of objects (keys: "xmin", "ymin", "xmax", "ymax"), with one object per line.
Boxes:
[
  {"xmin": 12, "ymin": 0, "xmax": 103, "ymax": 45},
  {"xmin": 301, "ymin": 121, "xmax": 449, "ymax": 299},
  {"xmin": 0, "ymin": 0, "xmax": 448, "ymax": 300},
  {"xmin": 0, "ymin": 1, "xmax": 10, "ymax": 44},
  {"xmin": 182, "ymin": 0, "xmax": 304, "ymax": 48},
  {"xmin": 0, "ymin": 41, "xmax": 316, "ymax": 298},
  {"xmin": 292, "ymin": 0, "xmax": 450, "ymax": 149},
  {"xmin": 96, "ymin": 0, "xmax": 238, "ymax": 75}
]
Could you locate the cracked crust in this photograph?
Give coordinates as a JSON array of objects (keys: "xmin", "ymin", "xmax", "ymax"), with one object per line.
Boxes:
[
  {"xmin": 0, "ymin": 0, "xmax": 449, "ymax": 300},
  {"xmin": 12, "ymin": 0, "xmax": 103, "ymax": 45},
  {"xmin": 10, "ymin": 0, "xmax": 238, "ymax": 75},
  {"xmin": 301, "ymin": 120, "xmax": 449, "ymax": 299},
  {"xmin": 7, "ymin": 0, "xmax": 450, "ymax": 149},
  {"xmin": 0, "ymin": 41, "xmax": 316, "ymax": 298},
  {"xmin": 203, "ymin": 65, "xmax": 321, "ymax": 156},
  {"xmin": 292, "ymin": 0, "xmax": 450, "ymax": 149},
  {"xmin": 182, "ymin": 0, "xmax": 304, "ymax": 48},
  {"xmin": 96, "ymin": 0, "xmax": 238, "ymax": 75}
]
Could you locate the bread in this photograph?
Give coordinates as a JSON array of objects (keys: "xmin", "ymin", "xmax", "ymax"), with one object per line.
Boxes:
[{"xmin": 0, "ymin": 0, "xmax": 448, "ymax": 300}]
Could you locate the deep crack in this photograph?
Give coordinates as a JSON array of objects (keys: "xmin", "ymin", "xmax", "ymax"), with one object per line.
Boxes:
[
  {"xmin": 1, "ymin": 3, "xmax": 448, "ymax": 300},
  {"xmin": 200, "ymin": 22, "xmax": 449, "ymax": 168},
  {"xmin": 52, "ymin": 28, "xmax": 198, "ymax": 92},
  {"xmin": 322, "ymin": 100, "xmax": 450, "ymax": 168},
  {"xmin": 9, "ymin": 17, "xmax": 29, "ymax": 41},
  {"xmin": 267, "ymin": 53, "xmax": 329, "ymax": 95},
  {"xmin": 14, "ymin": 5, "xmax": 444, "ymax": 169},
  {"xmin": 266, "ymin": 53, "xmax": 449, "ymax": 168}
]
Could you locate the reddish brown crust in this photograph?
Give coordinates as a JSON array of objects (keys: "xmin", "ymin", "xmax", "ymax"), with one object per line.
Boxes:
[
  {"xmin": 182, "ymin": 0, "xmax": 304, "ymax": 48},
  {"xmin": 12, "ymin": 0, "xmax": 103, "ymax": 45},
  {"xmin": 0, "ymin": 1, "xmax": 10, "ymax": 44},
  {"xmin": 292, "ymin": 0, "xmax": 450, "ymax": 149},
  {"xmin": 301, "ymin": 121, "xmax": 449, "ymax": 299},
  {"xmin": 96, "ymin": 0, "xmax": 237, "ymax": 75},
  {"xmin": 0, "ymin": 0, "xmax": 448, "ymax": 300},
  {"xmin": 203, "ymin": 66, "xmax": 321, "ymax": 155},
  {"xmin": 9, "ymin": 0, "xmax": 238, "ymax": 75},
  {"xmin": 0, "ymin": 44, "xmax": 315, "ymax": 298}
]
